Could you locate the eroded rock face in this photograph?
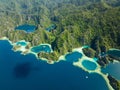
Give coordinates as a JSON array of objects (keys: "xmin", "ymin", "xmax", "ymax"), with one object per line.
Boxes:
[
  {"xmin": 108, "ymin": 75, "xmax": 120, "ymax": 90},
  {"xmin": 0, "ymin": 0, "xmax": 120, "ymax": 63},
  {"xmin": 107, "ymin": 49, "xmax": 120, "ymax": 61},
  {"xmin": 82, "ymin": 48, "xmax": 96, "ymax": 58}
]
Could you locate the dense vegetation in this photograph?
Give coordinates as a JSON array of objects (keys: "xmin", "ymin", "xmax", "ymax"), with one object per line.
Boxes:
[
  {"xmin": 108, "ymin": 75, "xmax": 120, "ymax": 90},
  {"xmin": 0, "ymin": 0, "xmax": 120, "ymax": 61},
  {"xmin": 0, "ymin": 0, "xmax": 120, "ymax": 89}
]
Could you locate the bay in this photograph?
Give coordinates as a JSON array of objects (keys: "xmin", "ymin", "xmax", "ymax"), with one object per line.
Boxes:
[{"xmin": 0, "ymin": 40, "xmax": 109, "ymax": 90}]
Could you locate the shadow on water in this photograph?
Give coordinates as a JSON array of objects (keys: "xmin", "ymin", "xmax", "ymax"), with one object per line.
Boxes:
[{"xmin": 13, "ymin": 62, "xmax": 39, "ymax": 78}]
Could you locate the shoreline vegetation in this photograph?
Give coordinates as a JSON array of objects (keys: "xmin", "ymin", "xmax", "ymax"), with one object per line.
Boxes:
[
  {"xmin": 0, "ymin": 37, "xmax": 120, "ymax": 90},
  {"xmin": 0, "ymin": 0, "xmax": 120, "ymax": 64},
  {"xmin": 0, "ymin": 0, "xmax": 120, "ymax": 90}
]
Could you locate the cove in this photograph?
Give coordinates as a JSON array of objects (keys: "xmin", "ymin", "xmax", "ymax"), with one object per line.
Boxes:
[
  {"xmin": 16, "ymin": 41, "xmax": 27, "ymax": 46},
  {"xmin": 15, "ymin": 24, "xmax": 37, "ymax": 33},
  {"xmin": 65, "ymin": 52, "xmax": 83, "ymax": 62},
  {"xmin": 107, "ymin": 49, "xmax": 120, "ymax": 58},
  {"xmin": 31, "ymin": 44, "xmax": 52, "ymax": 53},
  {"xmin": 82, "ymin": 60, "xmax": 97, "ymax": 70},
  {"xmin": 0, "ymin": 40, "xmax": 109, "ymax": 90},
  {"xmin": 102, "ymin": 63, "xmax": 120, "ymax": 80}
]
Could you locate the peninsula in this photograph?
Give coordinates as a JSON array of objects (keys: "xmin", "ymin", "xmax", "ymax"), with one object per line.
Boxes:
[{"xmin": 0, "ymin": 0, "xmax": 120, "ymax": 90}]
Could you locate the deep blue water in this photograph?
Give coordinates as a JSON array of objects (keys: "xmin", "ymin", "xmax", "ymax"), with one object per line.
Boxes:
[
  {"xmin": 82, "ymin": 60, "xmax": 97, "ymax": 70},
  {"xmin": 0, "ymin": 40, "xmax": 109, "ymax": 90},
  {"xmin": 31, "ymin": 44, "xmax": 52, "ymax": 53},
  {"xmin": 102, "ymin": 63, "xmax": 120, "ymax": 80},
  {"xmin": 15, "ymin": 24, "xmax": 37, "ymax": 33}
]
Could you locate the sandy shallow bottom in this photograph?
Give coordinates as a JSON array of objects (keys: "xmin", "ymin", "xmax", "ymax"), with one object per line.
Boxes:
[{"xmin": 0, "ymin": 37, "xmax": 114, "ymax": 90}]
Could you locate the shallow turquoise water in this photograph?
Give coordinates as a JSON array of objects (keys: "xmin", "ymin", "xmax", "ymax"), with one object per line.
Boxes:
[
  {"xmin": 15, "ymin": 24, "xmax": 37, "ymax": 33},
  {"xmin": 93, "ymin": 58, "xmax": 98, "ymax": 61},
  {"xmin": 31, "ymin": 44, "xmax": 52, "ymax": 53},
  {"xmin": 83, "ymin": 45, "xmax": 90, "ymax": 48},
  {"xmin": 16, "ymin": 41, "xmax": 27, "ymax": 46},
  {"xmin": 0, "ymin": 40, "xmax": 109, "ymax": 90},
  {"xmin": 65, "ymin": 52, "xmax": 83, "ymax": 62},
  {"xmin": 82, "ymin": 60, "xmax": 97, "ymax": 70}
]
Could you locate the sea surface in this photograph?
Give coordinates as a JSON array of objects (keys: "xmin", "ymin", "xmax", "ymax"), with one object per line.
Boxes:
[{"xmin": 0, "ymin": 40, "xmax": 109, "ymax": 90}]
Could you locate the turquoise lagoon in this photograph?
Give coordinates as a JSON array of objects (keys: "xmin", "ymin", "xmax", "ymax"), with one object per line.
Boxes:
[
  {"xmin": 93, "ymin": 57, "xmax": 98, "ymax": 61},
  {"xmin": 31, "ymin": 44, "xmax": 53, "ymax": 53},
  {"xmin": 16, "ymin": 41, "xmax": 27, "ymax": 46},
  {"xmin": 65, "ymin": 52, "xmax": 83, "ymax": 62},
  {"xmin": 82, "ymin": 60, "xmax": 97, "ymax": 71},
  {"xmin": 15, "ymin": 24, "xmax": 37, "ymax": 33},
  {"xmin": 0, "ymin": 40, "xmax": 109, "ymax": 90}
]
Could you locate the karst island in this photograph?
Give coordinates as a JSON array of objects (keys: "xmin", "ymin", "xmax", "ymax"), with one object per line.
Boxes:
[{"xmin": 0, "ymin": 0, "xmax": 120, "ymax": 90}]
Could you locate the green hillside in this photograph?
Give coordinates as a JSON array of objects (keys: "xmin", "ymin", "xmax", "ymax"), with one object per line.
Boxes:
[{"xmin": 0, "ymin": 0, "xmax": 120, "ymax": 60}]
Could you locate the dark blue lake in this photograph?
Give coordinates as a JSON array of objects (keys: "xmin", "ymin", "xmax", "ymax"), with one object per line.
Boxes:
[
  {"xmin": 15, "ymin": 24, "xmax": 37, "ymax": 33},
  {"xmin": 0, "ymin": 40, "xmax": 109, "ymax": 90}
]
